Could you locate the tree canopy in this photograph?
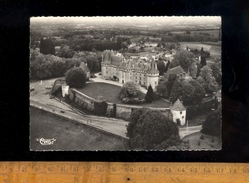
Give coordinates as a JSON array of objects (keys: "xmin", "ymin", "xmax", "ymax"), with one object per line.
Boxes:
[
  {"xmin": 197, "ymin": 65, "xmax": 219, "ymax": 93},
  {"xmin": 119, "ymin": 81, "xmax": 140, "ymax": 99},
  {"xmin": 170, "ymin": 50, "xmax": 196, "ymax": 71},
  {"xmin": 65, "ymin": 67, "xmax": 87, "ymax": 88},
  {"xmin": 56, "ymin": 44, "xmax": 75, "ymax": 58},
  {"xmin": 40, "ymin": 37, "xmax": 55, "ymax": 55},
  {"xmin": 86, "ymin": 54, "xmax": 100, "ymax": 73},
  {"xmin": 201, "ymin": 108, "xmax": 221, "ymax": 136},
  {"xmin": 127, "ymin": 108, "xmax": 180, "ymax": 150},
  {"xmin": 169, "ymin": 78, "xmax": 205, "ymax": 105},
  {"xmin": 145, "ymin": 85, "xmax": 154, "ymax": 103},
  {"xmin": 156, "ymin": 73, "xmax": 177, "ymax": 98},
  {"xmin": 157, "ymin": 60, "xmax": 166, "ymax": 75}
]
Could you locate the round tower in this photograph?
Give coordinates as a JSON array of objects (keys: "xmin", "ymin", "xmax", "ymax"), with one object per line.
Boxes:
[
  {"xmin": 146, "ymin": 59, "xmax": 159, "ymax": 90},
  {"xmin": 170, "ymin": 99, "xmax": 186, "ymax": 126}
]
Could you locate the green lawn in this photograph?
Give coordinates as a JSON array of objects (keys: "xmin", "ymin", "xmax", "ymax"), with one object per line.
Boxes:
[
  {"xmin": 77, "ymin": 82, "xmax": 171, "ymax": 108},
  {"xmin": 30, "ymin": 106, "xmax": 125, "ymax": 150}
]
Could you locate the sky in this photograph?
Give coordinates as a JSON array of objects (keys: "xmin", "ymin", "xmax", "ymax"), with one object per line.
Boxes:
[{"xmin": 30, "ymin": 16, "xmax": 221, "ymax": 25}]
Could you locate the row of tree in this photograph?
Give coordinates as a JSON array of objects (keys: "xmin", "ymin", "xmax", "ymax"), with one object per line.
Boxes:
[
  {"xmin": 30, "ymin": 49, "xmax": 101, "ymax": 80},
  {"xmin": 156, "ymin": 65, "xmax": 219, "ymax": 106},
  {"xmin": 161, "ymin": 33, "xmax": 219, "ymax": 42}
]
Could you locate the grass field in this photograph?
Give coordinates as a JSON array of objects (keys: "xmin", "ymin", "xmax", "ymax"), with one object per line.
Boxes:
[
  {"xmin": 30, "ymin": 106, "xmax": 125, "ymax": 150},
  {"xmin": 77, "ymin": 82, "xmax": 171, "ymax": 108},
  {"xmin": 191, "ymin": 29, "xmax": 220, "ymax": 37},
  {"xmin": 182, "ymin": 132, "xmax": 221, "ymax": 150},
  {"xmin": 179, "ymin": 42, "xmax": 221, "ymax": 57}
]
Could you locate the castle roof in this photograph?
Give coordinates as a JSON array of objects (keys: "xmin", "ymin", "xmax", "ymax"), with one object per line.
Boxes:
[
  {"xmin": 170, "ymin": 99, "xmax": 186, "ymax": 111},
  {"xmin": 147, "ymin": 60, "xmax": 159, "ymax": 74},
  {"xmin": 167, "ymin": 65, "xmax": 185, "ymax": 75},
  {"xmin": 110, "ymin": 55, "xmax": 123, "ymax": 66}
]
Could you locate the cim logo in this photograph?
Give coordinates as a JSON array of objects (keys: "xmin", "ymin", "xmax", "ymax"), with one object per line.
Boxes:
[{"xmin": 36, "ymin": 138, "xmax": 56, "ymax": 145}]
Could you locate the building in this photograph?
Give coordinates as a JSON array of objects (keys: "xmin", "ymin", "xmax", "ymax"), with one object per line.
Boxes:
[
  {"xmin": 165, "ymin": 65, "xmax": 188, "ymax": 79},
  {"xmin": 101, "ymin": 50, "xmax": 159, "ymax": 89},
  {"xmin": 170, "ymin": 99, "xmax": 186, "ymax": 126}
]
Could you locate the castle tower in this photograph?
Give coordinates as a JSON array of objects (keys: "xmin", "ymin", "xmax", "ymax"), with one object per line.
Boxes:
[
  {"xmin": 146, "ymin": 58, "xmax": 159, "ymax": 90},
  {"xmin": 170, "ymin": 99, "xmax": 186, "ymax": 126},
  {"xmin": 101, "ymin": 50, "xmax": 111, "ymax": 79}
]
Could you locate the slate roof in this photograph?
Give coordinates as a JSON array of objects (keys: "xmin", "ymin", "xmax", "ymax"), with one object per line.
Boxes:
[
  {"xmin": 102, "ymin": 50, "xmax": 159, "ymax": 74},
  {"xmin": 167, "ymin": 65, "xmax": 185, "ymax": 75},
  {"xmin": 170, "ymin": 99, "xmax": 186, "ymax": 111}
]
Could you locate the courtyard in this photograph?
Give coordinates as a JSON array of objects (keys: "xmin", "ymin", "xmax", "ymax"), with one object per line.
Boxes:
[{"xmin": 77, "ymin": 82, "xmax": 171, "ymax": 108}]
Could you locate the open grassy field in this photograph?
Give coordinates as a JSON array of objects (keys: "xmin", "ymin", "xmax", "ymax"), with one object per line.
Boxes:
[
  {"xmin": 77, "ymin": 82, "xmax": 171, "ymax": 108},
  {"xmin": 182, "ymin": 132, "xmax": 221, "ymax": 150},
  {"xmin": 30, "ymin": 106, "xmax": 125, "ymax": 150},
  {"xmin": 180, "ymin": 42, "xmax": 212, "ymax": 51},
  {"xmin": 179, "ymin": 42, "xmax": 221, "ymax": 57},
  {"xmin": 191, "ymin": 29, "xmax": 220, "ymax": 37}
]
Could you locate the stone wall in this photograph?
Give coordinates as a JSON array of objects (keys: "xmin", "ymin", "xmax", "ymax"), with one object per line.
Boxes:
[{"xmin": 68, "ymin": 88, "xmax": 172, "ymax": 121}]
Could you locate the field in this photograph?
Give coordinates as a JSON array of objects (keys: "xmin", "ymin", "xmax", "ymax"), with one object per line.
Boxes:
[
  {"xmin": 77, "ymin": 82, "xmax": 171, "ymax": 108},
  {"xmin": 30, "ymin": 106, "xmax": 125, "ymax": 150},
  {"xmin": 182, "ymin": 132, "xmax": 221, "ymax": 150},
  {"xmin": 191, "ymin": 29, "xmax": 220, "ymax": 37},
  {"xmin": 179, "ymin": 42, "xmax": 221, "ymax": 57}
]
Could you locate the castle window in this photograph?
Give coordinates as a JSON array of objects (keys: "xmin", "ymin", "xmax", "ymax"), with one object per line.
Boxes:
[
  {"xmin": 182, "ymin": 116, "xmax": 184, "ymax": 119},
  {"xmin": 155, "ymin": 81, "xmax": 157, "ymax": 85},
  {"xmin": 180, "ymin": 111, "xmax": 182, "ymax": 114}
]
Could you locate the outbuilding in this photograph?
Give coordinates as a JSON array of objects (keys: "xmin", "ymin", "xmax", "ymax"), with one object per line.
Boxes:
[{"xmin": 170, "ymin": 99, "xmax": 186, "ymax": 126}]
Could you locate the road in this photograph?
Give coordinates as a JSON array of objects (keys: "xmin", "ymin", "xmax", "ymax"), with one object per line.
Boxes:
[
  {"xmin": 30, "ymin": 100, "xmax": 129, "ymax": 139},
  {"xmin": 179, "ymin": 125, "xmax": 202, "ymax": 138}
]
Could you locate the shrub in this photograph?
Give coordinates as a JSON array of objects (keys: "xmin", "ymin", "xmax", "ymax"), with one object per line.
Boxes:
[
  {"xmin": 122, "ymin": 97, "xmax": 145, "ymax": 104},
  {"xmin": 94, "ymin": 96, "xmax": 108, "ymax": 115},
  {"xmin": 119, "ymin": 81, "xmax": 140, "ymax": 100}
]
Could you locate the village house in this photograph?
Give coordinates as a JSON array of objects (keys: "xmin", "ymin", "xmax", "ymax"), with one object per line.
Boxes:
[
  {"xmin": 101, "ymin": 50, "xmax": 160, "ymax": 89},
  {"xmin": 165, "ymin": 65, "xmax": 188, "ymax": 79}
]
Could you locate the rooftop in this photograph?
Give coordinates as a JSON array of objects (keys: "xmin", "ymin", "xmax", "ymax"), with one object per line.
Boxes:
[
  {"xmin": 170, "ymin": 99, "xmax": 186, "ymax": 111},
  {"xmin": 167, "ymin": 65, "xmax": 185, "ymax": 75}
]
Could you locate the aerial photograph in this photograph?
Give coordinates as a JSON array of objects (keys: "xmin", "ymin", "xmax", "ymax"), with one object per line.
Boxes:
[{"xmin": 30, "ymin": 16, "xmax": 221, "ymax": 151}]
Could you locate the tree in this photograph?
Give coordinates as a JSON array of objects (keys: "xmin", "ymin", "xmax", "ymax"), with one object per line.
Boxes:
[
  {"xmin": 169, "ymin": 79, "xmax": 182, "ymax": 103},
  {"xmin": 157, "ymin": 60, "xmax": 166, "ymax": 75},
  {"xmin": 166, "ymin": 73, "xmax": 178, "ymax": 98},
  {"xmin": 30, "ymin": 50, "xmax": 52, "ymax": 79},
  {"xmin": 200, "ymin": 54, "xmax": 207, "ymax": 67},
  {"xmin": 189, "ymin": 80, "xmax": 205, "ymax": 104},
  {"xmin": 197, "ymin": 66, "xmax": 219, "ymax": 93},
  {"xmin": 181, "ymin": 82, "xmax": 196, "ymax": 105},
  {"xmin": 127, "ymin": 108, "xmax": 180, "ymax": 150},
  {"xmin": 40, "ymin": 37, "xmax": 55, "ymax": 55},
  {"xmin": 156, "ymin": 83, "xmax": 167, "ymax": 97},
  {"xmin": 169, "ymin": 78, "xmax": 205, "ymax": 105},
  {"xmin": 210, "ymin": 64, "xmax": 221, "ymax": 85},
  {"xmin": 145, "ymin": 85, "xmax": 154, "ymax": 103},
  {"xmin": 171, "ymin": 50, "xmax": 196, "ymax": 71},
  {"xmin": 186, "ymin": 30, "xmax": 191, "ymax": 34},
  {"xmin": 201, "ymin": 108, "xmax": 221, "ymax": 136},
  {"xmin": 86, "ymin": 54, "xmax": 100, "ymax": 73},
  {"xmin": 57, "ymin": 44, "xmax": 75, "ymax": 58},
  {"xmin": 65, "ymin": 67, "xmax": 87, "ymax": 88},
  {"xmin": 121, "ymin": 41, "xmax": 128, "ymax": 49},
  {"xmin": 119, "ymin": 81, "xmax": 140, "ymax": 99}
]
